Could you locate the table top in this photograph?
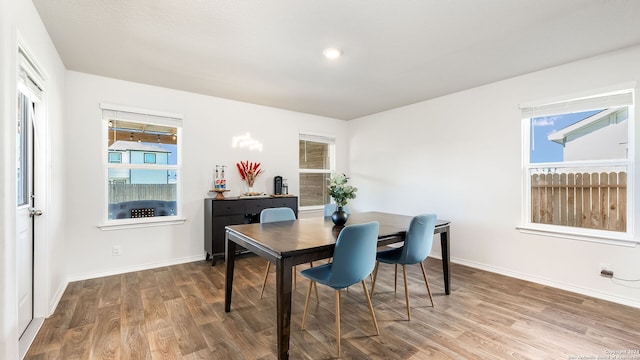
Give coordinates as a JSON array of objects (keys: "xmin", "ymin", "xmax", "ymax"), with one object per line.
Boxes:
[{"xmin": 226, "ymin": 211, "xmax": 450, "ymax": 257}]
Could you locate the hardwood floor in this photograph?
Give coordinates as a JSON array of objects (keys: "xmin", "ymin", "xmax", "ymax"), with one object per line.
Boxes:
[{"xmin": 26, "ymin": 256, "xmax": 640, "ymax": 359}]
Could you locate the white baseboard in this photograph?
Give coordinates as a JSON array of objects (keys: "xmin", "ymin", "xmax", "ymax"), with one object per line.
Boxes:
[
  {"xmin": 48, "ymin": 280, "xmax": 67, "ymax": 317},
  {"xmin": 19, "ymin": 317, "xmax": 44, "ymax": 359},
  {"xmin": 450, "ymin": 256, "xmax": 640, "ymax": 309},
  {"xmin": 66, "ymin": 254, "xmax": 206, "ymax": 283}
]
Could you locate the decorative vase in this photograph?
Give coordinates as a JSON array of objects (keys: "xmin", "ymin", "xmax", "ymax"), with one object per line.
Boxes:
[
  {"xmin": 246, "ymin": 180, "xmax": 255, "ymax": 194},
  {"xmin": 331, "ymin": 206, "xmax": 348, "ymax": 226}
]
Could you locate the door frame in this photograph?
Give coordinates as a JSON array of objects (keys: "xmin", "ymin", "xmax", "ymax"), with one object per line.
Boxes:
[{"xmin": 16, "ymin": 37, "xmax": 50, "ymax": 358}]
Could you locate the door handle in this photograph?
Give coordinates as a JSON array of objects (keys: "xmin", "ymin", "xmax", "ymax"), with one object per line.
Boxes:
[{"xmin": 29, "ymin": 208, "xmax": 43, "ymax": 217}]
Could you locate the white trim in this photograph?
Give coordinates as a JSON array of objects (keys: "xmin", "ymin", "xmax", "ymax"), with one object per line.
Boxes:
[
  {"xmin": 49, "ymin": 279, "xmax": 67, "ymax": 316},
  {"xmin": 98, "ymin": 217, "xmax": 186, "ymax": 231},
  {"xmin": 520, "ymin": 92, "xmax": 633, "ymax": 118},
  {"xmin": 298, "ymin": 132, "xmax": 337, "ymax": 207},
  {"xmin": 516, "ymin": 226, "xmax": 638, "ymax": 247},
  {"xmin": 299, "ymin": 205, "xmax": 325, "ymax": 213},
  {"xmin": 100, "ymin": 103, "xmax": 183, "ymax": 120},
  {"xmin": 520, "ymin": 86, "xmax": 635, "ymax": 243},
  {"xmin": 519, "ymin": 81, "xmax": 637, "ymax": 110},
  {"xmin": 15, "ymin": 36, "xmax": 51, "ymax": 360},
  {"xmin": 66, "ymin": 254, "xmax": 205, "ymax": 283},
  {"xmin": 299, "ymin": 130, "xmax": 336, "ymax": 144},
  {"xmin": 102, "ymin": 106, "xmax": 183, "ymax": 226},
  {"xmin": 298, "ymin": 168, "xmax": 332, "ymax": 174},
  {"xmin": 18, "ymin": 317, "xmax": 44, "ymax": 360}
]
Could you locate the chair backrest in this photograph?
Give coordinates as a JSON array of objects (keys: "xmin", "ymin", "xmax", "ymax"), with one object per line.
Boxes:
[
  {"xmin": 400, "ymin": 214, "xmax": 437, "ymax": 264},
  {"xmin": 260, "ymin": 207, "xmax": 296, "ymax": 223},
  {"xmin": 324, "ymin": 204, "xmax": 351, "ymax": 217},
  {"xmin": 328, "ymin": 221, "xmax": 379, "ymax": 289}
]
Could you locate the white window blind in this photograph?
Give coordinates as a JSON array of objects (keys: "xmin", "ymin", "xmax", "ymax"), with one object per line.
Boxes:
[
  {"xmin": 520, "ymin": 91, "xmax": 633, "ymax": 118},
  {"xmin": 17, "ymin": 50, "xmax": 44, "ymax": 101},
  {"xmin": 299, "ymin": 133, "xmax": 336, "ymax": 145},
  {"xmin": 100, "ymin": 103, "xmax": 183, "ymax": 126}
]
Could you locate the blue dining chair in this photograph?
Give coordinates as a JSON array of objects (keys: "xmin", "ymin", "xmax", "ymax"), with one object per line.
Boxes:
[
  {"xmin": 370, "ymin": 214, "xmax": 437, "ymax": 320},
  {"xmin": 323, "ymin": 203, "xmax": 350, "ymax": 217},
  {"xmin": 259, "ymin": 208, "xmax": 318, "ymax": 300},
  {"xmin": 300, "ymin": 221, "xmax": 380, "ymax": 357}
]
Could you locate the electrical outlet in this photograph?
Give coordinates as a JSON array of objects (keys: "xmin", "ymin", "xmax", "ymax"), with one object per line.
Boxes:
[
  {"xmin": 112, "ymin": 245, "xmax": 121, "ymax": 256},
  {"xmin": 600, "ymin": 269, "xmax": 614, "ymax": 278},
  {"xmin": 600, "ymin": 263, "xmax": 613, "ymax": 278}
]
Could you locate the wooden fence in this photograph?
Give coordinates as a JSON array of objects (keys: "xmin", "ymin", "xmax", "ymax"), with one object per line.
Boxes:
[
  {"xmin": 109, "ymin": 184, "xmax": 176, "ymax": 203},
  {"xmin": 531, "ymin": 172, "xmax": 626, "ymax": 232}
]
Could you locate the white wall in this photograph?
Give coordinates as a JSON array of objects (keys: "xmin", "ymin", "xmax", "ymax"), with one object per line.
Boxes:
[
  {"xmin": 4, "ymin": 9, "xmax": 640, "ymax": 360},
  {"xmin": 64, "ymin": 71, "xmax": 348, "ymax": 280},
  {"xmin": 0, "ymin": 0, "xmax": 67, "ymax": 358},
  {"xmin": 348, "ymin": 45, "xmax": 640, "ymax": 308}
]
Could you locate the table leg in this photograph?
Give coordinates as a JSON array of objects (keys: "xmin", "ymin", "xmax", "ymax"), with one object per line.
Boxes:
[
  {"xmin": 276, "ymin": 257, "xmax": 293, "ymax": 360},
  {"xmin": 225, "ymin": 234, "xmax": 237, "ymax": 312},
  {"xmin": 440, "ymin": 227, "xmax": 450, "ymax": 295}
]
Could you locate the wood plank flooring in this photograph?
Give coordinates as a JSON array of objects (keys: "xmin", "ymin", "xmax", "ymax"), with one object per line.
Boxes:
[{"xmin": 26, "ymin": 256, "xmax": 640, "ymax": 359}]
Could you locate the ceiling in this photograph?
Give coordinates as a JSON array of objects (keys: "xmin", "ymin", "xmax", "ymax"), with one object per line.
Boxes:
[{"xmin": 33, "ymin": 0, "xmax": 640, "ymax": 120}]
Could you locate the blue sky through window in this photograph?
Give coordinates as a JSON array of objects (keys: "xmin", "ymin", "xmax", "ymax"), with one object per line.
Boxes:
[{"xmin": 529, "ymin": 109, "xmax": 601, "ymax": 163}]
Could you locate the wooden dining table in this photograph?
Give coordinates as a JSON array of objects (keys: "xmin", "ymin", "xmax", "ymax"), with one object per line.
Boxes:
[{"xmin": 224, "ymin": 211, "xmax": 451, "ymax": 360}]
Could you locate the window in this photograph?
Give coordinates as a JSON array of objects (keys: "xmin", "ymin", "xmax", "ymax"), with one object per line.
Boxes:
[
  {"xmin": 16, "ymin": 92, "xmax": 31, "ymax": 206},
  {"xmin": 101, "ymin": 104, "xmax": 183, "ymax": 227},
  {"xmin": 144, "ymin": 153, "xmax": 156, "ymax": 164},
  {"xmin": 299, "ymin": 134, "xmax": 335, "ymax": 208},
  {"xmin": 520, "ymin": 89, "xmax": 634, "ymax": 243},
  {"xmin": 16, "ymin": 49, "xmax": 43, "ymax": 207},
  {"xmin": 108, "ymin": 152, "xmax": 122, "ymax": 163}
]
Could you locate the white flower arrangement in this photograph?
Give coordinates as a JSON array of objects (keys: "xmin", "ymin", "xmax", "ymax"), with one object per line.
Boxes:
[{"xmin": 328, "ymin": 174, "xmax": 357, "ymax": 207}]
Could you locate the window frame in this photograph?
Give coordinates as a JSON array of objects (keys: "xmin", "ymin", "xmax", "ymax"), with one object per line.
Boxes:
[
  {"xmin": 143, "ymin": 153, "xmax": 156, "ymax": 164},
  {"xmin": 518, "ymin": 87, "xmax": 637, "ymax": 246},
  {"xmin": 298, "ymin": 133, "xmax": 336, "ymax": 211},
  {"xmin": 99, "ymin": 103, "xmax": 185, "ymax": 230},
  {"xmin": 108, "ymin": 152, "xmax": 122, "ymax": 163}
]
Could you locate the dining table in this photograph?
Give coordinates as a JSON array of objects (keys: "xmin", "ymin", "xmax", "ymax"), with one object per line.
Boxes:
[{"xmin": 224, "ymin": 211, "xmax": 451, "ymax": 360}]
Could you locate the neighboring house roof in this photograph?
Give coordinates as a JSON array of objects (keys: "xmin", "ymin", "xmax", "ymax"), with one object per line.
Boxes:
[
  {"xmin": 547, "ymin": 108, "xmax": 628, "ymax": 146},
  {"xmin": 109, "ymin": 140, "xmax": 171, "ymax": 153}
]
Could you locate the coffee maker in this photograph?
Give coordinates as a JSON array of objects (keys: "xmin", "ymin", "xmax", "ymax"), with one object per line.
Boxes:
[{"xmin": 274, "ymin": 176, "xmax": 283, "ymax": 195}]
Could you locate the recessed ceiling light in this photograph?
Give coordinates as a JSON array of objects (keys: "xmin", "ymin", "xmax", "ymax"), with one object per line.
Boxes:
[{"xmin": 323, "ymin": 48, "xmax": 342, "ymax": 60}]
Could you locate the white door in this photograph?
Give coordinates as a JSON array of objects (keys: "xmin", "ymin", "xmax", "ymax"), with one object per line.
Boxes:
[{"xmin": 16, "ymin": 91, "xmax": 40, "ymax": 336}]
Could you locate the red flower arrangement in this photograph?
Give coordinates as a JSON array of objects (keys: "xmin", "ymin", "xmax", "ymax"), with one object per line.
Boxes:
[{"xmin": 236, "ymin": 161, "xmax": 264, "ymax": 188}]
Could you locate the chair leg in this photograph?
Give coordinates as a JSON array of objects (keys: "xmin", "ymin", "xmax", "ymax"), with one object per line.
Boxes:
[
  {"xmin": 335, "ymin": 290, "xmax": 341, "ymax": 357},
  {"xmin": 310, "ymin": 262, "xmax": 319, "ymax": 302},
  {"xmin": 361, "ymin": 280, "xmax": 379, "ymax": 335},
  {"xmin": 394, "ymin": 264, "xmax": 398, "ymax": 292},
  {"xmin": 313, "ymin": 281, "xmax": 319, "ymax": 303},
  {"xmin": 419, "ymin": 261, "xmax": 434, "ymax": 307},
  {"xmin": 259, "ymin": 261, "xmax": 271, "ymax": 299},
  {"xmin": 301, "ymin": 280, "xmax": 314, "ymax": 330},
  {"xmin": 294, "ymin": 265, "xmax": 297, "ymax": 289},
  {"xmin": 402, "ymin": 264, "xmax": 411, "ymax": 320},
  {"xmin": 370, "ymin": 262, "xmax": 379, "ymax": 296}
]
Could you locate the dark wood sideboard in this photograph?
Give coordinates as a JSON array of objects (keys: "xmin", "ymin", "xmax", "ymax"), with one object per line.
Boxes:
[{"xmin": 204, "ymin": 196, "xmax": 298, "ymax": 265}]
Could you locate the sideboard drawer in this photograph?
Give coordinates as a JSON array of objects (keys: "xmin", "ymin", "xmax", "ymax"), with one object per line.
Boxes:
[
  {"xmin": 212, "ymin": 201, "xmax": 246, "ymax": 215},
  {"xmin": 245, "ymin": 199, "xmax": 273, "ymax": 215},
  {"xmin": 271, "ymin": 197, "xmax": 297, "ymax": 210}
]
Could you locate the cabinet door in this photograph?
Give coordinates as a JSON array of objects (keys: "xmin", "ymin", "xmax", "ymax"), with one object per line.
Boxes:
[{"xmin": 212, "ymin": 214, "xmax": 246, "ymax": 254}]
